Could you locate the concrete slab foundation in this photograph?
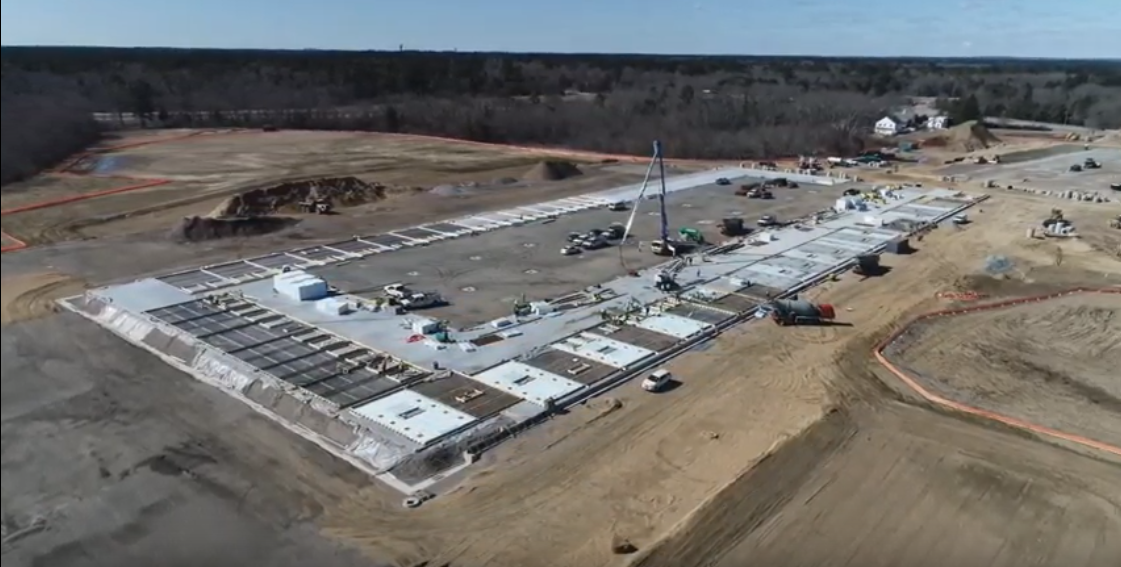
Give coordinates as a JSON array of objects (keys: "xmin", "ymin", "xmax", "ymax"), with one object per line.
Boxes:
[{"xmin": 64, "ymin": 169, "xmax": 985, "ymax": 492}]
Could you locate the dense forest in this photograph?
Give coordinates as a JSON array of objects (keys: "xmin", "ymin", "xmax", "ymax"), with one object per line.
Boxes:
[{"xmin": 3, "ymin": 47, "xmax": 1120, "ymax": 185}]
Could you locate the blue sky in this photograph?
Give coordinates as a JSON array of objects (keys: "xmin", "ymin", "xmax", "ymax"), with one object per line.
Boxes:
[{"xmin": 2, "ymin": 0, "xmax": 1118, "ymax": 58}]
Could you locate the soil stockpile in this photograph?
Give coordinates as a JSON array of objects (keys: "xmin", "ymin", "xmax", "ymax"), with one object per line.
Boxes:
[
  {"xmin": 924, "ymin": 121, "xmax": 1002, "ymax": 152},
  {"xmin": 210, "ymin": 177, "xmax": 386, "ymax": 217},
  {"xmin": 524, "ymin": 160, "xmax": 582, "ymax": 181},
  {"xmin": 169, "ymin": 215, "xmax": 298, "ymax": 242}
]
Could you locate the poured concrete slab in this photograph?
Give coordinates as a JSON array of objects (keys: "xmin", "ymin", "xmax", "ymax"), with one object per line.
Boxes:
[
  {"xmin": 708, "ymin": 290, "xmax": 762, "ymax": 313},
  {"xmin": 350, "ymin": 389, "xmax": 477, "ymax": 445},
  {"xmin": 594, "ymin": 323, "xmax": 681, "ymax": 351},
  {"xmin": 363, "ymin": 233, "xmax": 410, "ymax": 247},
  {"xmin": 521, "ymin": 348, "xmax": 617, "ymax": 386},
  {"xmin": 203, "ymin": 260, "xmax": 266, "ymax": 280},
  {"xmin": 290, "ymin": 245, "xmax": 345, "ymax": 262},
  {"xmin": 394, "ymin": 227, "xmax": 443, "ymax": 241},
  {"xmin": 423, "ymin": 222, "xmax": 472, "ymax": 235},
  {"xmin": 408, "ymin": 373, "xmax": 519, "ymax": 418},
  {"xmin": 247, "ymin": 252, "xmax": 309, "ymax": 269},
  {"xmin": 635, "ymin": 313, "xmax": 710, "ymax": 339},
  {"xmin": 552, "ymin": 333, "xmax": 656, "ymax": 368},
  {"xmin": 157, "ymin": 269, "xmax": 229, "ymax": 291},
  {"xmin": 471, "ymin": 361, "xmax": 585, "ymax": 405},
  {"xmin": 327, "ymin": 238, "xmax": 386, "ymax": 254},
  {"xmin": 666, "ymin": 303, "xmax": 735, "ymax": 325}
]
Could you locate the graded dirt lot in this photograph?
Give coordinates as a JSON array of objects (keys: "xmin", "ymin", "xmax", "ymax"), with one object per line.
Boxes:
[
  {"xmin": 4, "ymin": 133, "xmax": 1121, "ymax": 567},
  {"xmin": 886, "ymin": 293, "xmax": 1121, "ymax": 448},
  {"xmin": 642, "ymin": 404, "xmax": 1121, "ymax": 567},
  {"xmin": 1, "ymin": 130, "xmax": 675, "ymax": 248}
]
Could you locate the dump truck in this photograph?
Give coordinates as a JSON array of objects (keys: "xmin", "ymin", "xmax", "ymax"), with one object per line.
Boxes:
[{"xmin": 767, "ymin": 299, "xmax": 836, "ymax": 325}]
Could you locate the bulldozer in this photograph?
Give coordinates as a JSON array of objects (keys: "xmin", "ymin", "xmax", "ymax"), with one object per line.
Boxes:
[{"xmin": 298, "ymin": 197, "xmax": 332, "ymax": 214}]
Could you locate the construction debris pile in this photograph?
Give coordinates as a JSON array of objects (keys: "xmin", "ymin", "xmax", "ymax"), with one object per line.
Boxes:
[
  {"xmin": 169, "ymin": 215, "xmax": 299, "ymax": 242},
  {"xmin": 210, "ymin": 177, "xmax": 387, "ymax": 217},
  {"xmin": 922, "ymin": 121, "xmax": 1002, "ymax": 152},
  {"xmin": 524, "ymin": 160, "xmax": 583, "ymax": 181}
]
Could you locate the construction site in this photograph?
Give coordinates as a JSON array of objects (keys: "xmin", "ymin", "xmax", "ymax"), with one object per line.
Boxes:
[{"xmin": 3, "ymin": 128, "xmax": 1120, "ymax": 567}]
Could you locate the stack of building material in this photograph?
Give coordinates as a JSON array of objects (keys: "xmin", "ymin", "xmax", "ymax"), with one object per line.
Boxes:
[
  {"xmin": 273, "ymin": 270, "xmax": 328, "ymax": 301},
  {"xmin": 315, "ymin": 297, "xmax": 351, "ymax": 315}
]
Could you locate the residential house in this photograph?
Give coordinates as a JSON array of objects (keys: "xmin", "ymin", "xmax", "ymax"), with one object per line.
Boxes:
[
  {"xmin": 926, "ymin": 115, "xmax": 950, "ymax": 129},
  {"xmin": 874, "ymin": 116, "xmax": 903, "ymax": 136}
]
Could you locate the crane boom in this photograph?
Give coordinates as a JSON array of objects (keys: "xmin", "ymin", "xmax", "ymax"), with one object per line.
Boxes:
[{"xmin": 654, "ymin": 140, "xmax": 669, "ymax": 243}]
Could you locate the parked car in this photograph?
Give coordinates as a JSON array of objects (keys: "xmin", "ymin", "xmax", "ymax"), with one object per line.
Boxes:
[{"xmin": 642, "ymin": 369, "xmax": 672, "ymax": 392}]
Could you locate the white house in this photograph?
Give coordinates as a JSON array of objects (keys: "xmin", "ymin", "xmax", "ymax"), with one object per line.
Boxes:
[
  {"xmin": 874, "ymin": 116, "xmax": 902, "ymax": 136},
  {"xmin": 926, "ymin": 115, "xmax": 950, "ymax": 129}
]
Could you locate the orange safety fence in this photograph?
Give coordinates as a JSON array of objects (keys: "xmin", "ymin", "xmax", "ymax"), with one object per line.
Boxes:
[
  {"xmin": 874, "ymin": 287, "xmax": 1121, "ymax": 457},
  {"xmin": 935, "ymin": 291, "xmax": 985, "ymax": 301},
  {"xmin": 0, "ymin": 231, "xmax": 27, "ymax": 253},
  {"xmin": 1, "ymin": 179, "xmax": 170, "ymax": 216}
]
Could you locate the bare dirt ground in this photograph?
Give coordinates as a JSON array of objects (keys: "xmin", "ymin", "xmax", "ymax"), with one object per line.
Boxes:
[
  {"xmin": 4, "ymin": 133, "xmax": 1121, "ymax": 567},
  {"xmin": 312, "ymin": 192, "xmax": 1120, "ymax": 567},
  {"xmin": 887, "ymin": 293, "xmax": 1121, "ymax": 448},
  {"xmin": 1, "ymin": 315, "xmax": 375, "ymax": 567},
  {"xmin": 1, "ymin": 130, "xmax": 666, "ymax": 248},
  {"xmin": 641, "ymin": 404, "xmax": 1121, "ymax": 567}
]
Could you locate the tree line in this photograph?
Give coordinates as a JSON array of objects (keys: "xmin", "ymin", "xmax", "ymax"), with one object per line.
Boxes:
[{"xmin": 3, "ymin": 47, "xmax": 1120, "ymax": 185}]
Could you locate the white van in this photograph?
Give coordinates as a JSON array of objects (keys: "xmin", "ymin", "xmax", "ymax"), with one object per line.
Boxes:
[{"xmin": 642, "ymin": 369, "xmax": 672, "ymax": 392}]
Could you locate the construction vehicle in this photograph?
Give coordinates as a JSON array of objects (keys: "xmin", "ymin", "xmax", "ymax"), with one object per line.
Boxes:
[
  {"xmin": 735, "ymin": 181, "xmax": 762, "ymax": 195},
  {"xmin": 852, "ymin": 254, "xmax": 881, "ymax": 276},
  {"xmin": 1109, "ymin": 215, "xmax": 1120, "ymax": 229},
  {"xmin": 757, "ymin": 214, "xmax": 778, "ymax": 227},
  {"xmin": 298, "ymin": 197, "xmax": 332, "ymax": 214},
  {"xmin": 719, "ymin": 217, "xmax": 746, "ymax": 236},
  {"xmin": 512, "ymin": 294, "xmax": 531, "ymax": 317},
  {"xmin": 766, "ymin": 299, "xmax": 836, "ymax": 326},
  {"xmin": 678, "ymin": 227, "xmax": 705, "ymax": 244},
  {"xmin": 1084, "ymin": 158, "xmax": 1101, "ymax": 169}
]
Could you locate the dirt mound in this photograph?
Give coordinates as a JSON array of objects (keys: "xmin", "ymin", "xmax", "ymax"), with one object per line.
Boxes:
[
  {"xmin": 923, "ymin": 121, "xmax": 1001, "ymax": 152},
  {"xmin": 169, "ymin": 215, "xmax": 299, "ymax": 242},
  {"xmin": 524, "ymin": 160, "xmax": 582, "ymax": 181},
  {"xmin": 211, "ymin": 177, "xmax": 386, "ymax": 217}
]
